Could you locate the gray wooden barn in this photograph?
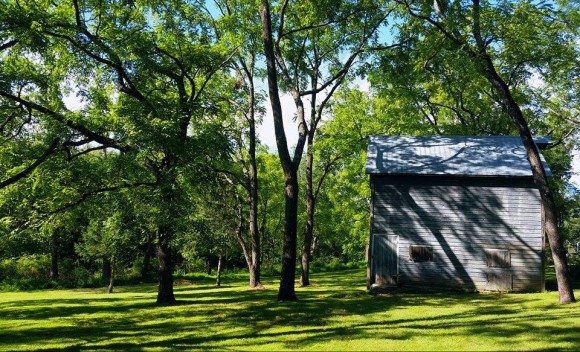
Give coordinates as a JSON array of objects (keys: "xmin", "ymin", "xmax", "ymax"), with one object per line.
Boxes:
[{"xmin": 366, "ymin": 135, "xmax": 551, "ymax": 292}]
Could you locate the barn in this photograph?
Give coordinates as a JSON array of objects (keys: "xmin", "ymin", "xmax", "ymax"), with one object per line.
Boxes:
[{"xmin": 366, "ymin": 135, "xmax": 551, "ymax": 292}]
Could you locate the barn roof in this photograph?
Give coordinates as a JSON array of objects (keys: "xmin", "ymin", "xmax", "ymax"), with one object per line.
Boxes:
[{"xmin": 366, "ymin": 135, "xmax": 552, "ymax": 177}]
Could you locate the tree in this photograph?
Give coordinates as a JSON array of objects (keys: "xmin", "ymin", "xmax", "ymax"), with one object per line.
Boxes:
[
  {"xmin": 0, "ymin": 0, "xmax": 233, "ymax": 304},
  {"xmin": 393, "ymin": 0, "xmax": 577, "ymax": 303},
  {"xmin": 259, "ymin": 0, "xmax": 302, "ymax": 300},
  {"xmin": 208, "ymin": 1, "xmax": 262, "ymax": 288},
  {"xmin": 77, "ymin": 203, "xmax": 140, "ymax": 293},
  {"xmin": 259, "ymin": 0, "xmax": 395, "ymax": 298}
]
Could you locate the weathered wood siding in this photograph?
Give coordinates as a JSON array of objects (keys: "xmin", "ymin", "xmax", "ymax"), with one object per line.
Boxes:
[{"xmin": 370, "ymin": 175, "xmax": 544, "ymax": 292}]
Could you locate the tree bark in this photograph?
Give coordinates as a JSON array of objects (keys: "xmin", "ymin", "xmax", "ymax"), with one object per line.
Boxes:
[
  {"xmin": 301, "ymin": 133, "xmax": 315, "ymax": 287},
  {"xmin": 155, "ymin": 167, "xmax": 178, "ymax": 305},
  {"xmin": 206, "ymin": 257, "xmax": 212, "ymax": 275},
  {"xmin": 49, "ymin": 233, "xmax": 59, "ymax": 280},
  {"xmin": 403, "ymin": 0, "xmax": 576, "ymax": 304},
  {"xmin": 156, "ymin": 226, "xmax": 175, "ymax": 304},
  {"xmin": 279, "ymin": 175, "xmax": 299, "ymax": 300},
  {"xmin": 247, "ymin": 72, "xmax": 262, "ymax": 289}
]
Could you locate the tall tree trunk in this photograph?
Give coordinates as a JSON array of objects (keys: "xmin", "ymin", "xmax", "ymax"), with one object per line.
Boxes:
[
  {"xmin": 49, "ymin": 232, "xmax": 59, "ymax": 280},
  {"xmin": 260, "ymin": 1, "xmax": 301, "ymax": 301},
  {"xmin": 301, "ymin": 133, "xmax": 315, "ymax": 287},
  {"xmin": 215, "ymin": 254, "xmax": 223, "ymax": 287},
  {"xmin": 404, "ymin": 0, "xmax": 576, "ymax": 304},
  {"xmin": 480, "ymin": 60, "xmax": 575, "ymax": 303},
  {"xmin": 468, "ymin": 0, "xmax": 574, "ymax": 303},
  {"xmin": 248, "ymin": 75, "xmax": 262, "ymax": 289},
  {"xmin": 102, "ymin": 257, "xmax": 112, "ymax": 282},
  {"xmin": 141, "ymin": 231, "xmax": 152, "ymax": 280},
  {"xmin": 156, "ymin": 225, "xmax": 175, "ymax": 304}
]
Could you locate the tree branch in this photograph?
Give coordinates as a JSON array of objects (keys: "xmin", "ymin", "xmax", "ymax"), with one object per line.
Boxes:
[
  {"xmin": 0, "ymin": 138, "xmax": 60, "ymax": 189},
  {"xmin": 41, "ymin": 181, "xmax": 157, "ymax": 215},
  {"xmin": 0, "ymin": 90, "xmax": 131, "ymax": 151}
]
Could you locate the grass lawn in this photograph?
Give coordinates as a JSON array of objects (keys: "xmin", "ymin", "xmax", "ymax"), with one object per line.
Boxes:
[{"xmin": 0, "ymin": 269, "xmax": 578, "ymax": 351}]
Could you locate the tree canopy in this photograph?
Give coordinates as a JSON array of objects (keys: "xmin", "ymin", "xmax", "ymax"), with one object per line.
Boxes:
[{"xmin": 0, "ymin": 0, "xmax": 578, "ymax": 304}]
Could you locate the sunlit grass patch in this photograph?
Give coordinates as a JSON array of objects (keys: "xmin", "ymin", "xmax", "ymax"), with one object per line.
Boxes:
[{"xmin": 0, "ymin": 269, "xmax": 578, "ymax": 351}]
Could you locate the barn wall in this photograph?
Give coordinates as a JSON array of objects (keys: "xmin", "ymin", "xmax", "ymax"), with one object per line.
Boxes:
[{"xmin": 370, "ymin": 175, "xmax": 544, "ymax": 292}]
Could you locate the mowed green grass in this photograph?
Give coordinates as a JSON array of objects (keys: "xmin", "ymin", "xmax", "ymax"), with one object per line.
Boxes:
[{"xmin": 0, "ymin": 270, "xmax": 578, "ymax": 351}]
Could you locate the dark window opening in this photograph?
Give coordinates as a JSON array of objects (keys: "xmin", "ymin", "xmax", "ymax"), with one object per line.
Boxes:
[
  {"xmin": 409, "ymin": 245, "xmax": 433, "ymax": 262},
  {"xmin": 485, "ymin": 248, "xmax": 511, "ymax": 268}
]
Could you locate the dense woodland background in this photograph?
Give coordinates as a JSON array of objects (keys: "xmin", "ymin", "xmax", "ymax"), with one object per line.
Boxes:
[{"xmin": 0, "ymin": 0, "xmax": 578, "ymax": 303}]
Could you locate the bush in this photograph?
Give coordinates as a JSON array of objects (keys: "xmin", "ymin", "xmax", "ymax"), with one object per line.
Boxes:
[
  {"xmin": 0, "ymin": 255, "xmax": 51, "ymax": 281},
  {"xmin": 0, "ymin": 255, "xmax": 110, "ymax": 291},
  {"xmin": 310, "ymin": 257, "xmax": 366, "ymax": 273}
]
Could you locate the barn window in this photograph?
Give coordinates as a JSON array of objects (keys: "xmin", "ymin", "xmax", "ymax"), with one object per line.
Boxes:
[
  {"xmin": 485, "ymin": 248, "xmax": 511, "ymax": 268},
  {"xmin": 409, "ymin": 245, "xmax": 433, "ymax": 262}
]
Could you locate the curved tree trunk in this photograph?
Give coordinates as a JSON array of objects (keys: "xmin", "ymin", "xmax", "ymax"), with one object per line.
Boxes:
[
  {"xmin": 480, "ymin": 60, "xmax": 575, "ymax": 303},
  {"xmin": 404, "ymin": 0, "xmax": 576, "ymax": 304},
  {"xmin": 248, "ymin": 79, "xmax": 262, "ymax": 289},
  {"xmin": 468, "ymin": 0, "xmax": 574, "ymax": 303}
]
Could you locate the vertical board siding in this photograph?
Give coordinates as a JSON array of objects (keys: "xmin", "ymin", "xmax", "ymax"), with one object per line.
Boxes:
[
  {"xmin": 370, "ymin": 176, "xmax": 543, "ymax": 292},
  {"xmin": 373, "ymin": 235, "xmax": 398, "ymax": 286}
]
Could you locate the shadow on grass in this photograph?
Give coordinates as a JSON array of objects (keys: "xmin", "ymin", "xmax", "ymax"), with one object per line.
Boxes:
[{"xmin": 0, "ymin": 269, "xmax": 578, "ymax": 351}]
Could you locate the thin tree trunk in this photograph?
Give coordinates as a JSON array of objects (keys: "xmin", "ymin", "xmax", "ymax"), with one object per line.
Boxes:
[
  {"xmin": 215, "ymin": 254, "xmax": 223, "ymax": 287},
  {"xmin": 107, "ymin": 260, "xmax": 114, "ymax": 294},
  {"xmin": 49, "ymin": 233, "xmax": 59, "ymax": 280},
  {"xmin": 247, "ymin": 73, "xmax": 262, "ymax": 289},
  {"xmin": 301, "ymin": 133, "xmax": 315, "ymax": 287},
  {"xmin": 234, "ymin": 197, "xmax": 252, "ymax": 267},
  {"xmin": 481, "ymin": 61, "xmax": 575, "ymax": 303},
  {"xmin": 404, "ymin": 0, "xmax": 576, "ymax": 304},
  {"xmin": 141, "ymin": 231, "xmax": 152, "ymax": 280},
  {"xmin": 156, "ymin": 224, "xmax": 175, "ymax": 305}
]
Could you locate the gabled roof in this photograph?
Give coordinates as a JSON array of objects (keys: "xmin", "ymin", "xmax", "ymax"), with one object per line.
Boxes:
[{"xmin": 366, "ymin": 135, "xmax": 552, "ymax": 177}]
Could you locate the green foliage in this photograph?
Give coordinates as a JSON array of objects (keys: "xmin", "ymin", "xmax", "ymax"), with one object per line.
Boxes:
[
  {"xmin": 0, "ymin": 0, "xmax": 578, "ymax": 300},
  {"xmin": 0, "ymin": 254, "xmax": 50, "ymax": 281}
]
